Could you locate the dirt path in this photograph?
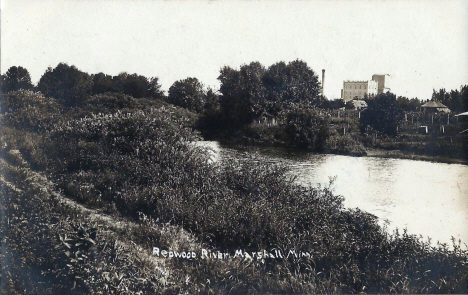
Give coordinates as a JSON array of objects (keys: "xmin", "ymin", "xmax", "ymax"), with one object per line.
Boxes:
[{"xmin": 0, "ymin": 153, "xmax": 176, "ymax": 281}]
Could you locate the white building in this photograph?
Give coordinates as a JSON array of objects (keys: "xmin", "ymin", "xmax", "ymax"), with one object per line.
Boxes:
[
  {"xmin": 341, "ymin": 73, "xmax": 391, "ymax": 101},
  {"xmin": 341, "ymin": 80, "xmax": 378, "ymax": 102},
  {"xmin": 372, "ymin": 74, "xmax": 391, "ymax": 94}
]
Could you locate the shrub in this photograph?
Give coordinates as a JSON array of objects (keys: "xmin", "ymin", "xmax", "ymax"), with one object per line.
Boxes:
[
  {"xmin": 283, "ymin": 106, "xmax": 330, "ymax": 150},
  {"xmin": 0, "ymin": 90, "xmax": 63, "ymax": 132},
  {"xmin": 360, "ymin": 92, "xmax": 404, "ymax": 136}
]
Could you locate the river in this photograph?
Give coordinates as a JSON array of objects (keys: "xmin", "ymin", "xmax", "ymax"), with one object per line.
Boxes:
[{"xmin": 198, "ymin": 141, "xmax": 468, "ymax": 246}]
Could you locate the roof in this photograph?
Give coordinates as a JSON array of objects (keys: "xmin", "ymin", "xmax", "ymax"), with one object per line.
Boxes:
[
  {"xmin": 352, "ymin": 100, "xmax": 367, "ymax": 108},
  {"xmin": 455, "ymin": 111, "xmax": 468, "ymax": 117},
  {"xmin": 421, "ymin": 101, "xmax": 448, "ymax": 108}
]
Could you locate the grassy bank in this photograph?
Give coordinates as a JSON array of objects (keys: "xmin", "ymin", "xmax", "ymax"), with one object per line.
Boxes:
[{"xmin": 1, "ymin": 90, "xmax": 468, "ymax": 293}]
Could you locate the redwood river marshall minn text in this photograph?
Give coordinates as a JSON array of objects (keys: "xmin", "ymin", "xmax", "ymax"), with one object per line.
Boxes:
[{"xmin": 152, "ymin": 247, "xmax": 313, "ymax": 260}]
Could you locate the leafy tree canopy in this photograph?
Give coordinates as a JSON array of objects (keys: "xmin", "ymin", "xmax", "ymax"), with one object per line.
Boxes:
[
  {"xmin": 264, "ymin": 59, "xmax": 322, "ymax": 109},
  {"xmin": 283, "ymin": 105, "xmax": 330, "ymax": 150},
  {"xmin": 1, "ymin": 66, "xmax": 34, "ymax": 93},
  {"xmin": 168, "ymin": 77, "xmax": 206, "ymax": 113},
  {"xmin": 397, "ymin": 96, "xmax": 421, "ymax": 112},
  {"xmin": 360, "ymin": 92, "xmax": 404, "ymax": 136},
  {"xmin": 432, "ymin": 86, "xmax": 468, "ymax": 113},
  {"xmin": 38, "ymin": 63, "xmax": 93, "ymax": 106},
  {"xmin": 218, "ymin": 62, "xmax": 267, "ymax": 128},
  {"xmin": 112, "ymin": 72, "xmax": 164, "ymax": 99},
  {"xmin": 217, "ymin": 60, "xmax": 322, "ymax": 129}
]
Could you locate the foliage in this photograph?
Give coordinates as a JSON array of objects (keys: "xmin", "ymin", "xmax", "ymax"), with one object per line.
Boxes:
[
  {"xmin": 216, "ymin": 60, "xmax": 322, "ymax": 130},
  {"xmin": 360, "ymin": 92, "xmax": 404, "ymax": 136},
  {"xmin": 218, "ymin": 62, "xmax": 267, "ymax": 128},
  {"xmin": 345, "ymin": 100, "xmax": 355, "ymax": 110},
  {"xmin": 167, "ymin": 77, "xmax": 205, "ymax": 112},
  {"xmin": 85, "ymin": 92, "xmax": 137, "ymax": 114},
  {"xmin": 397, "ymin": 95, "xmax": 422, "ymax": 111},
  {"xmin": 91, "ymin": 72, "xmax": 115, "ymax": 94},
  {"xmin": 3, "ymin": 127, "xmax": 468, "ymax": 293},
  {"xmin": 0, "ymin": 90, "xmax": 62, "ymax": 132},
  {"xmin": 432, "ymin": 86, "xmax": 468, "ymax": 113},
  {"xmin": 320, "ymin": 98, "xmax": 345, "ymax": 109},
  {"xmin": 111, "ymin": 72, "xmax": 164, "ymax": 99},
  {"xmin": 38, "ymin": 63, "xmax": 93, "ymax": 106},
  {"xmin": 283, "ymin": 106, "xmax": 330, "ymax": 150},
  {"xmin": 1, "ymin": 66, "xmax": 34, "ymax": 93},
  {"xmin": 37, "ymin": 64, "xmax": 164, "ymax": 108},
  {"xmin": 263, "ymin": 59, "xmax": 322, "ymax": 110},
  {"xmin": 325, "ymin": 133, "xmax": 367, "ymax": 156},
  {"xmin": 197, "ymin": 88, "xmax": 222, "ymax": 133}
]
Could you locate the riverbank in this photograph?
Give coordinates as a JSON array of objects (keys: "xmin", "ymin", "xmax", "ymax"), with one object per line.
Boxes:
[
  {"xmin": 366, "ymin": 148, "xmax": 468, "ymax": 165},
  {"xmin": 3, "ymin": 134, "xmax": 468, "ymax": 294},
  {"xmin": 210, "ymin": 132, "xmax": 468, "ymax": 165}
]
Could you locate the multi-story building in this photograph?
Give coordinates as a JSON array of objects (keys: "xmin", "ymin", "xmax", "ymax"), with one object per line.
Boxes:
[
  {"xmin": 372, "ymin": 74, "xmax": 391, "ymax": 94},
  {"xmin": 341, "ymin": 80, "xmax": 378, "ymax": 102},
  {"xmin": 341, "ymin": 73, "xmax": 390, "ymax": 101}
]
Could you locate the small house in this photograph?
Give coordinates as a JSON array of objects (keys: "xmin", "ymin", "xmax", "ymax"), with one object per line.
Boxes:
[{"xmin": 421, "ymin": 101, "xmax": 450, "ymax": 113}]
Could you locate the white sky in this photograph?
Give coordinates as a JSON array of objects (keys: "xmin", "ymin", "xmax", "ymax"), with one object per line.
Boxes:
[{"xmin": 2, "ymin": 0, "xmax": 468, "ymax": 99}]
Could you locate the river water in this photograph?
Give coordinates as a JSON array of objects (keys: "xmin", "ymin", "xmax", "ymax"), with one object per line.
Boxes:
[{"xmin": 198, "ymin": 141, "xmax": 468, "ymax": 246}]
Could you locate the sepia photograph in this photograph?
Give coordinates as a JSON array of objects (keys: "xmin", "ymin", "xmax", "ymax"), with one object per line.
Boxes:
[{"xmin": 1, "ymin": 0, "xmax": 467, "ymax": 294}]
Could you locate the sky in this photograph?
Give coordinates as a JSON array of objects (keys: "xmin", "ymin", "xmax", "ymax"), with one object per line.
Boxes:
[{"xmin": 1, "ymin": 0, "xmax": 468, "ymax": 100}]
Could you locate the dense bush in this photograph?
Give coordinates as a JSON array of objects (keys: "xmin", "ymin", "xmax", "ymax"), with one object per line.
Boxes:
[
  {"xmin": 167, "ymin": 77, "xmax": 206, "ymax": 113},
  {"xmin": 85, "ymin": 92, "xmax": 137, "ymax": 114},
  {"xmin": 0, "ymin": 90, "xmax": 63, "ymax": 132},
  {"xmin": 325, "ymin": 133, "xmax": 367, "ymax": 156},
  {"xmin": 38, "ymin": 63, "xmax": 93, "ymax": 106},
  {"xmin": 283, "ymin": 106, "xmax": 330, "ymax": 150},
  {"xmin": 0, "ymin": 66, "xmax": 34, "ymax": 93},
  {"xmin": 360, "ymin": 92, "xmax": 404, "ymax": 136}
]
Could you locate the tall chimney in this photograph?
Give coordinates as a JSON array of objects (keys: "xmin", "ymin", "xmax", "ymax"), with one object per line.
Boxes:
[{"xmin": 321, "ymin": 69, "xmax": 325, "ymax": 98}]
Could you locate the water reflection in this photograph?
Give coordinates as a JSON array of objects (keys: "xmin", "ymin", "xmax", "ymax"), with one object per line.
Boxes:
[{"xmin": 201, "ymin": 141, "xmax": 468, "ymax": 245}]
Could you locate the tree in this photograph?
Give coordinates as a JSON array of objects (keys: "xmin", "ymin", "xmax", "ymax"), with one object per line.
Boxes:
[
  {"xmin": 38, "ymin": 63, "xmax": 92, "ymax": 106},
  {"xmin": 111, "ymin": 72, "xmax": 164, "ymax": 99},
  {"xmin": 218, "ymin": 62, "xmax": 266, "ymax": 128},
  {"xmin": 397, "ymin": 96, "xmax": 421, "ymax": 112},
  {"xmin": 147, "ymin": 77, "xmax": 165, "ymax": 100},
  {"xmin": 283, "ymin": 105, "xmax": 330, "ymax": 150},
  {"xmin": 217, "ymin": 60, "xmax": 322, "ymax": 129},
  {"xmin": 167, "ymin": 77, "xmax": 206, "ymax": 112},
  {"xmin": 92, "ymin": 72, "xmax": 114, "ymax": 94},
  {"xmin": 263, "ymin": 59, "xmax": 322, "ymax": 110},
  {"xmin": 431, "ymin": 86, "xmax": 468, "ymax": 113},
  {"xmin": 345, "ymin": 100, "xmax": 355, "ymax": 110},
  {"xmin": 320, "ymin": 98, "xmax": 345, "ymax": 109},
  {"xmin": 460, "ymin": 85, "xmax": 468, "ymax": 113},
  {"xmin": 360, "ymin": 92, "xmax": 404, "ymax": 136},
  {"xmin": 197, "ymin": 88, "xmax": 222, "ymax": 132},
  {"xmin": 1, "ymin": 66, "xmax": 34, "ymax": 92}
]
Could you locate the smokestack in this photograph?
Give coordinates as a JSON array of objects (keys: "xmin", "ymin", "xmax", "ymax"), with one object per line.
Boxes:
[{"xmin": 321, "ymin": 69, "xmax": 325, "ymax": 98}]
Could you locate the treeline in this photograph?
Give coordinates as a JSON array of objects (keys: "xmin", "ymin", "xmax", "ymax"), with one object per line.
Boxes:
[
  {"xmin": 431, "ymin": 87, "xmax": 468, "ymax": 114},
  {"xmin": 2, "ymin": 63, "xmax": 467, "ymax": 117},
  {"xmin": 1, "ymin": 62, "xmax": 468, "ymax": 155},
  {"xmin": 0, "ymin": 64, "xmax": 164, "ymax": 107}
]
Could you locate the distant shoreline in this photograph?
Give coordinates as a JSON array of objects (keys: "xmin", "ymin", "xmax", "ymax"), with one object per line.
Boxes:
[
  {"xmin": 212, "ymin": 135, "xmax": 468, "ymax": 165},
  {"xmin": 365, "ymin": 148, "xmax": 468, "ymax": 165}
]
